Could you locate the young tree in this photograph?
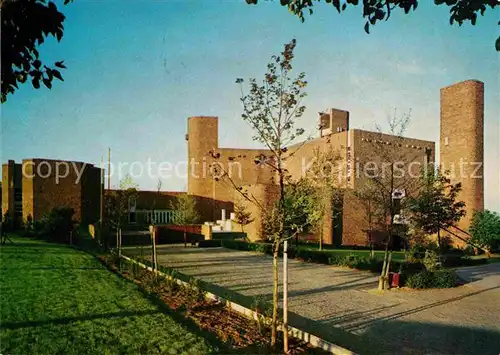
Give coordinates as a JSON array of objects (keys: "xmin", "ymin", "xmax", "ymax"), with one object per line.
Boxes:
[
  {"xmin": 170, "ymin": 194, "xmax": 199, "ymax": 247},
  {"xmin": 354, "ymin": 183, "xmax": 384, "ymax": 259},
  {"xmin": 406, "ymin": 169, "xmax": 466, "ymax": 254},
  {"xmin": 233, "ymin": 200, "xmax": 254, "ymax": 233},
  {"xmin": 245, "ymin": 0, "xmax": 499, "ymax": 51},
  {"xmin": 210, "ymin": 39, "xmax": 309, "ymax": 347},
  {"xmin": 299, "ymin": 147, "xmax": 342, "ymax": 250},
  {"xmin": 469, "ymin": 210, "xmax": 500, "ymax": 255},
  {"xmin": 354, "ymin": 111, "xmax": 422, "ymax": 290},
  {"xmin": 104, "ymin": 175, "xmax": 139, "ymax": 250}
]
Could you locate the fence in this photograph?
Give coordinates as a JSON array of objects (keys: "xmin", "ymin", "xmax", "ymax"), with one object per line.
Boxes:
[{"xmin": 135, "ymin": 210, "xmax": 180, "ymax": 225}]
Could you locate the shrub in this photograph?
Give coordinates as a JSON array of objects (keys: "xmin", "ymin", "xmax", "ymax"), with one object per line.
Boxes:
[
  {"xmin": 406, "ymin": 269, "xmax": 457, "ymax": 289},
  {"xmin": 470, "ymin": 210, "xmax": 500, "ymax": 252},
  {"xmin": 36, "ymin": 207, "xmax": 76, "ymax": 243},
  {"xmin": 432, "ymin": 269, "xmax": 457, "ymax": 288},
  {"xmin": 198, "ymin": 240, "xmax": 222, "ymax": 248},
  {"xmin": 440, "ymin": 254, "xmax": 488, "ymax": 267},
  {"xmin": 463, "ymin": 245, "xmax": 476, "ymax": 256},
  {"xmin": 407, "ymin": 243, "xmax": 426, "ymax": 262},
  {"xmin": 423, "ymin": 249, "xmax": 440, "ymax": 271},
  {"xmin": 327, "ymin": 254, "xmax": 381, "ymax": 272},
  {"xmin": 293, "ymin": 248, "xmax": 330, "ymax": 264}
]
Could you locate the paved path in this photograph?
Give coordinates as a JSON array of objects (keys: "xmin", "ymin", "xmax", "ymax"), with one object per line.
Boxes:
[{"xmin": 125, "ymin": 245, "xmax": 500, "ymax": 355}]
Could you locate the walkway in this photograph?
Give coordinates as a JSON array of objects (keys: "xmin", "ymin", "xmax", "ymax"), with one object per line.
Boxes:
[{"xmin": 125, "ymin": 245, "xmax": 500, "ymax": 355}]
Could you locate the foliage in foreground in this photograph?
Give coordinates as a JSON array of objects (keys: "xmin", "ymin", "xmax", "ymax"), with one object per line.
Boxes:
[
  {"xmin": 245, "ymin": 0, "xmax": 499, "ymax": 51},
  {"xmin": 1, "ymin": 0, "xmax": 72, "ymax": 102}
]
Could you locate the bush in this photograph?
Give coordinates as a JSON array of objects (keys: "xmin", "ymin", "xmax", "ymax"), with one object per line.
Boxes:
[
  {"xmin": 221, "ymin": 240, "xmax": 274, "ymax": 254},
  {"xmin": 423, "ymin": 249, "xmax": 440, "ymax": 271},
  {"xmin": 292, "ymin": 248, "xmax": 330, "ymax": 264},
  {"xmin": 406, "ymin": 269, "xmax": 457, "ymax": 289},
  {"xmin": 36, "ymin": 207, "xmax": 76, "ymax": 243},
  {"xmin": 407, "ymin": 243, "xmax": 427, "ymax": 262},
  {"xmin": 327, "ymin": 254, "xmax": 382, "ymax": 272},
  {"xmin": 198, "ymin": 240, "xmax": 222, "ymax": 248},
  {"xmin": 440, "ymin": 254, "xmax": 488, "ymax": 267}
]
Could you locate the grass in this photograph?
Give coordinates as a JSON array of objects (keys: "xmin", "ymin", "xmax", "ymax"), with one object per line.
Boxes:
[{"xmin": 0, "ymin": 236, "xmax": 219, "ymax": 355}]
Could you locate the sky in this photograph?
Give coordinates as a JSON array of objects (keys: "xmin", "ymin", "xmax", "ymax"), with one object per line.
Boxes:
[{"xmin": 1, "ymin": 0, "xmax": 499, "ymax": 210}]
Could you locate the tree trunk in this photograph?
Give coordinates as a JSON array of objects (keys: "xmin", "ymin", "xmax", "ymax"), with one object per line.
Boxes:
[
  {"xmin": 437, "ymin": 228, "xmax": 442, "ymax": 255},
  {"xmin": 378, "ymin": 233, "xmax": 392, "ymax": 291},
  {"xmin": 319, "ymin": 227, "xmax": 323, "ymax": 251},
  {"xmin": 384, "ymin": 251, "xmax": 393, "ymax": 290},
  {"xmin": 184, "ymin": 228, "xmax": 187, "ymax": 248},
  {"xmin": 271, "ymin": 243, "xmax": 279, "ymax": 348}
]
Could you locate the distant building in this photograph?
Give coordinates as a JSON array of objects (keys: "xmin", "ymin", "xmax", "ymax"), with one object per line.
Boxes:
[
  {"xmin": 2, "ymin": 159, "xmax": 102, "ymax": 227},
  {"xmin": 186, "ymin": 80, "xmax": 485, "ymax": 247},
  {"xmin": 106, "ymin": 189, "xmax": 184, "ymax": 226}
]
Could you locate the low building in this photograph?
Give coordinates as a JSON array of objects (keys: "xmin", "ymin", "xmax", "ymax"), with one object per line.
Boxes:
[{"xmin": 2, "ymin": 159, "xmax": 102, "ymax": 226}]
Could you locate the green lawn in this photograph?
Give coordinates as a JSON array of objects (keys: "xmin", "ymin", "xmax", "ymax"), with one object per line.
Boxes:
[
  {"xmin": 0, "ymin": 237, "xmax": 218, "ymax": 355},
  {"xmin": 297, "ymin": 245, "xmax": 407, "ymax": 261}
]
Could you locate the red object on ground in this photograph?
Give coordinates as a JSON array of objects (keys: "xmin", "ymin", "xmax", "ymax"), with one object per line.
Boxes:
[{"xmin": 390, "ymin": 272, "xmax": 401, "ymax": 288}]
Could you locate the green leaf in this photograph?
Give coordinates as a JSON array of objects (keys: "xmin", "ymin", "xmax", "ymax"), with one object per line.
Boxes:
[
  {"xmin": 52, "ymin": 69, "xmax": 64, "ymax": 81},
  {"xmin": 43, "ymin": 78, "xmax": 52, "ymax": 89},
  {"xmin": 364, "ymin": 22, "xmax": 370, "ymax": 34},
  {"xmin": 32, "ymin": 77, "xmax": 40, "ymax": 89}
]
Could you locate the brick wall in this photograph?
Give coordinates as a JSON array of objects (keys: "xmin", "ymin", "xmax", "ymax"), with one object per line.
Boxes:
[
  {"xmin": 22, "ymin": 159, "xmax": 102, "ymax": 223},
  {"xmin": 440, "ymin": 80, "xmax": 484, "ymax": 232}
]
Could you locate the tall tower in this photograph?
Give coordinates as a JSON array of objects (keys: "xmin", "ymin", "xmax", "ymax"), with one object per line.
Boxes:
[
  {"xmin": 186, "ymin": 116, "xmax": 219, "ymax": 220},
  {"xmin": 440, "ymin": 80, "xmax": 484, "ymax": 232}
]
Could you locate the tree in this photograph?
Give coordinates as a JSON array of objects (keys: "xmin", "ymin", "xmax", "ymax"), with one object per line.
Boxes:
[
  {"xmin": 354, "ymin": 183, "xmax": 384, "ymax": 258},
  {"xmin": 209, "ymin": 39, "xmax": 310, "ymax": 349},
  {"xmin": 246, "ymin": 0, "xmax": 499, "ymax": 51},
  {"xmin": 233, "ymin": 200, "xmax": 254, "ymax": 233},
  {"xmin": 104, "ymin": 175, "xmax": 139, "ymax": 249},
  {"xmin": 354, "ymin": 111, "xmax": 422, "ymax": 290},
  {"xmin": 170, "ymin": 194, "xmax": 199, "ymax": 247},
  {"xmin": 468, "ymin": 210, "xmax": 500, "ymax": 254},
  {"xmin": 1, "ymin": 0, "xmax": 72, "ymax": 103},
  {"xmin": 150, "ymin": 179, "xmax": 163, "ymax": 273},
  {"xmin": 298, "ymin": 147, "xmax": 342, "ymax": 250},
  {"xmin": 283, "ymin": 178, "xmax": 319, "ymax": 247},
  {"xmin": 406, "ymin": 169, "xmax": 466, "ymax": 254}
]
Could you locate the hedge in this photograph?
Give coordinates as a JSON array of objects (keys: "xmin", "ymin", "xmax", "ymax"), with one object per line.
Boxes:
[
  {"xmin": 405, "ymin": 269, "xmax": 457, "ymax": 289},
  {"xmin": 198, "ymin": 240, "xmax": 222, "ymax": 248},
  {"xmin": 218, "ymin": 240, "xmax": 423, "ymax": 273}
]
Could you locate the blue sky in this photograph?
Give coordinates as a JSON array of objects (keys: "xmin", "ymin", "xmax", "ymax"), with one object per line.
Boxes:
[{"xmin": 1, "ymin": 0, "xmax": 499, "ymax": 209}]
